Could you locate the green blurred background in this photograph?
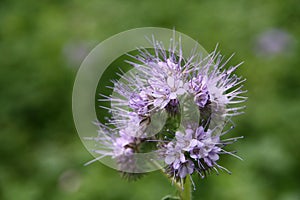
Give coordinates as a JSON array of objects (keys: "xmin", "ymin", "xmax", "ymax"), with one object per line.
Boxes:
[{"xmin": 1, "ymin": 0, "xmax": 300, "ymax": 199}]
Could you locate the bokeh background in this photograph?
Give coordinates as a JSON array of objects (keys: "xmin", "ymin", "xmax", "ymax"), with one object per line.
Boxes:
[{"xmin": 1, "ymin": 0, "xmax": 300, "ymax": 199}]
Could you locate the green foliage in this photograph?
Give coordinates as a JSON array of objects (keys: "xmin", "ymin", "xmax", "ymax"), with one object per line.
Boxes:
[{"xmin": 1, "ymin": 0, "xmax": 300, "ymax": 200}]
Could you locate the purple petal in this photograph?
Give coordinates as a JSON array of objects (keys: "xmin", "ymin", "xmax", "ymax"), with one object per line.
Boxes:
[
  {"xmin": 165, "ymin": 155, "xmax": 175, "ymax": 164},
  {"xmin": 167, "ymin": 77, "xmax": 175, "ymax": 88},
  {"xmin": 209, "ymin": 153, "xmax": 219, "ymax": 161}
]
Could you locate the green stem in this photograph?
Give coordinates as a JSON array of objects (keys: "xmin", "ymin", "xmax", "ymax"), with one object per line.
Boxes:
[{"xmin": 179, "ymin": 178, "xmax": 192, "ymax": 200}]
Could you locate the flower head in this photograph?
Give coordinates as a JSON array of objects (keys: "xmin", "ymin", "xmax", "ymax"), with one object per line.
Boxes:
[
  {"xmin": 86, "ymin": 34, "xmax": 246, "ymax": 189},
  {"xmin": 188, "ymin": 51, "xmax": 247, "ymax": 118},
  {"xmin": 162, "ymin": 125, "xmax": 240, "ymax": 181}
]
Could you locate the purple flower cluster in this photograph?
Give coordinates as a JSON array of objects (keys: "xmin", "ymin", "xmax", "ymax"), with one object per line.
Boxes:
[
  {"xmin": 189, "ymin": 76, "xmax": 210, "ymax": 108},
  {"xmin": 88, "ymin": 36, "xmax": 246, "ymax": 186},
  {"xmin": 164, "ymin": 126, "xmax": 224, "ymax": 179}
]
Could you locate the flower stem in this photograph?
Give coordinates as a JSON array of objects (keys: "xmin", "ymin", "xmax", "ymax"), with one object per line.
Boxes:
[{"xmin": 179, "ymin": 178, "xmax": 192, "ymax": 200}]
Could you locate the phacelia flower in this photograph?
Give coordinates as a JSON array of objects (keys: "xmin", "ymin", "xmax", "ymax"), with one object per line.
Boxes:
[
  {"xmin": 162, "ymin": 125, "xmax": 241, "ymax": 183},
  {"xmin": 188, "ymin": 50, "xmax": 247, "ymax": 118},
  {"xmin": 189, "ymin": 76, "xmax": 210, "ymax": 108},
  {"xmin": 86, "ymin": 34, "xmax": 246, "ymax": 189}
]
